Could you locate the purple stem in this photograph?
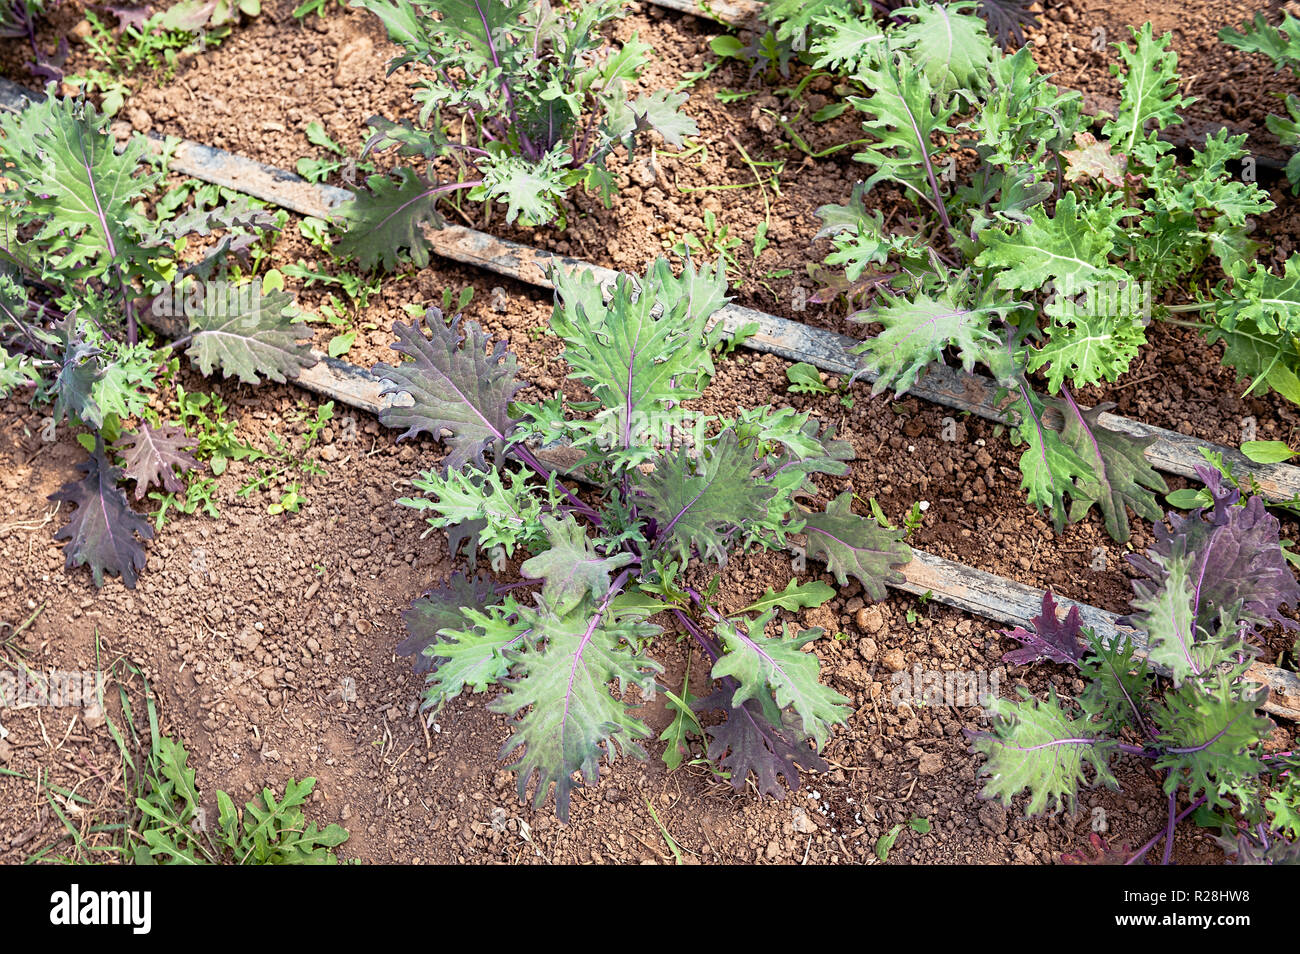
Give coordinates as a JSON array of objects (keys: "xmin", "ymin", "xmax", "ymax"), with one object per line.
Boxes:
[
  {"xmin": 474, "ymin": 0, "xmax": 538, "ymax": 161},
  {"xmin": 885, "ymin": 58, "xmax": 951, "ymax": 235},
  {"xmin": 1161, "ymin": 790, "xmax": 1177, "ymax": 866},
  {"xmin": 672, "ymin": 607, "xmax": 723, "ymax": 663},
  {"xmin": 508, "ymin": 442, "xmax": 602, "ymax": 526},
  {"xmin": 1125, "ymin": 796, "xmax": 1206, "ymax": 865}
]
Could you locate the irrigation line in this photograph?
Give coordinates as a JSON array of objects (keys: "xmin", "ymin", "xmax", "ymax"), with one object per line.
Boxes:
[{"xmin": 1, "ymin": 80, "xmax": 1298, "ymax": 719}]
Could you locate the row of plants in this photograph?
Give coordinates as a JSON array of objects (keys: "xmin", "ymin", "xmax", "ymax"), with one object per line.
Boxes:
[
  {"xmin": 322, "ymin": 0, "xmax": 1300, "ymax": 545},
  {"xmin": 979, "ymin": 465, "xmax": 1300, "ymax": 864},
  {"xmin": 329, "ymin": 0, "xmax": 1300, "ymax": 841}
]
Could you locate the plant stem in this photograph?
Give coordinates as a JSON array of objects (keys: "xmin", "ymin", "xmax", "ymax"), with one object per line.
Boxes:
[
  {"xmin": 508, "ymin": 442, "xmax": 602, "ymax": 526},
  {"xmin": 1125, "ymin": 795, "xmax": 1206, "ymax": 865}
]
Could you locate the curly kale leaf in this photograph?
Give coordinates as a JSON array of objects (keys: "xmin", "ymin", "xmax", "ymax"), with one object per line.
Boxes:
[
  {"xmin": 694, "ymin": 684, "xmax": 828, "ymax": 799},
  {"xmin": 975, "ymin": 191, "xmax": 1128, "ymax": 294},
  {"xmin": 0, "ymin": 92, "xmax": 158, "ymax": 277},
  {"xmin": 184, "ymin": 285, "xmax": 317, "ymax": 385},
  {"xmin": 375, "ymin": 310, "xmax": 523, "ymax": 470},
  {"xmin": 1220, "ymin": 12, "xmax": 1300, "ymax": 70},
  {"xmin": 1103, "ymin": 24, "xmax": 1193, "ymax": 158},
  {"xmin": 1059, "ymin": 397, "xmax": 1166, "ymax": 543},
  {"xmin": 1000, "ymin": 590, "xmax": 1087, "ymax": 667},
  {"xmin": 1127, "ymin": 547, "xmax": 1239, "ymax": 685},
  {"xmin": 520, "ymin": 513, "xmax": 635, "ymax": 616},
  {"xmin": 711, "ymin": 611, "xmax": 850, "ymax": 750},
  {"xmin": 334, "ymin": 167, "xmax": 444, "ymax": 272},
  {"xmin": 970, "ymin": 687, "xmax": 1118, "ymax": 816},
  {"xmin": 398, "ymin": 571, "xmax": 503, "ymax": 674},
  {"xmin": 1151, "ymin": 671, "xmax": 1273, "ymax": 812},
  {"xmin": 1078, "ymin": 629, "xmax": 1150, "ymax": 735},
  {"xmin": 850, "ymin": 284, "xmax": 1009, "ymax": 397},
  {"xmin": 473, "ymin": 145, "xmax": 571, "ymax": 227},
  {"xmin": 1127, "ymin": 465, "xmax": 1300, "ymax": 640},
  {"xmin": 1012, "ymin": 390, "xmax": 1095, "ymax": 531},
  {"xmin": 891, "ymin": 1, "xmax": 997, "ymax": 93},
  {"xmin": 550, "ymin": 259, "xmax": 727, "ymax": 468},
  {"xmin": 412, "ymin": 599, "xmax": 526, "ymax": 709},
  {"xmin": 1213, "ymin": 254, "xmax": 1300, "ymax": 337},
  {"xmin": 847, "ymin": 53, "xmax": 958, "ymax": 212},
  {"xmin": 49, "ymin": 439, "xmax": 154, "ymax": 588},
  {"xmin": 801, "ymin": 492, "xmax": 911, "ymax": 601},
  {"xmin": 115, "ymin": 422, "xmax": 200, "ymax": 499},
  {"xmin": 492, "ymin": 594, "xmax": 661, "ymax": 821},
  {"xmin": 401, "ymin": 464, "xmax": 548, "ymax": 556},
  {"xmin": 640, "ymin": 429, "xmax": 775, "ymax": 565},
  {"xmin": 1027, "ymin": 307, "xmax": 1147, "ymax": 395}
]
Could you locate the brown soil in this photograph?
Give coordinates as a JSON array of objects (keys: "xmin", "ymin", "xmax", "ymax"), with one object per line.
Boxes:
[{"xmin": 0, "ymin": 0, "xmax": 1296, "ymax": 864}]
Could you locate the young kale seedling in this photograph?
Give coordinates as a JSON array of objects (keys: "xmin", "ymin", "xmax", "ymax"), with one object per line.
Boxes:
[
  {"xmin": 337, "ymin": 0, "xmax": 696, "ymax": 268},
  {"xmin": 0, "ymin": 93, "xmax": 317, "ymax": 586},
  {"xmin": 382, "ymin": 259, "xmax": 910, "ymax": 818},
  {"xmin": 973, "ymin": 467, "xmax": 1300, "ymax": 864}
]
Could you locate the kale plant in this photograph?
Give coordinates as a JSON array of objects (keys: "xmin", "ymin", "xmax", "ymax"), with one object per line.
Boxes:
[
  {"xmin": 383, "ymin": 259, "xmax": 910, "ymax": 818},
  {"xmin": 972, "ymin": 467, "xmax": 1300, "ymax": 865},
  {"xmin": 338, "ymin": 0, "xmax": 696, "ymax": 269},
  {"xmin": 1221, "ymin": 11, "xmax": 1300, "ymax": 190},
  {"xmin": 807, "ymin": 4, "xmax": 1297, "ymax": 542},
  {"xmin": 0, "ymin": 92, "xmax": 316, "ymax": 586},
  {"xmin": 761, "ymin": 0, "xmax": 1037, "ymax": 69}
]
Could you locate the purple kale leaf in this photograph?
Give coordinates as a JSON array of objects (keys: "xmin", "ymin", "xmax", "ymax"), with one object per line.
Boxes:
[
  {"xmin": 398, "ymin": 572, "xmax": 502, "ymax": 673},
  {"xmin": 97, "ymin": 4, "xmax": 153, "ymax": 33},
  {"xmin": 1127, "ymin": 465, "xmax": 1300, "ymax": 637},
  {"xmin": 801, "ymin": 492, "xmax": 911, "ymax": 601},
  {"xmin": 1060, "ymin": 832, "xmax": 1133, "ymax": 865},
  {"xmin": 1217, "ymin": 829, "xmax": 1300, "ymax": 865},
  {"xmin": 48, "ymin": 440, "xmax": 153, "ymax": 588},
  {"xmin": 693, "ymin": 683, "xmax": 827, "ymax": 800},
  {"xmin": 114, "ymin": 421, "xmax": 199, "ymax": 499},
  {"xmin": 375, "ymin": 310, "xmax": 523, "ymax": 471},
  {"xmin": 184, "ymin": 286, "xmax": 317, "ymax": 385},
  {"xmin": 978, "ymin": 0, "xmax": 1039, "ymax": 49},
  {"xmin": 52, "ymin": 338, "xmax": 103, "ymax": 426},
  {"xmin": 155, "ymin": 0, "xmax": 219, "ymax": 31},
  {"xmin": 334, "ymin": 168, "xmax": 444, "ymax": 272},
  {"xmin": 1060, "ymin": 396, "xmax": 1166, "ymax": 544},
  {"xmin": 1001, "ymin": 591, "xmax": 1088, "ymax": 666}
]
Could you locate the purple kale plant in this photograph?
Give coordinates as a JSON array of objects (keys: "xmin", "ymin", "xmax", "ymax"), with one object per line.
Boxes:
[
  {"xmin": 384, "ymin": 259, "xmax": 911, "ymax": 819},
  {"xmin": 972, "ymin": 471, "xmax": 1300, "ymax": 864},
  {"xmin": 336, "ymin": 0, "xmax": 696, "ymax": 269},
  {"xmin": 0, "ymin": 93, "xmax": 314, "ymax": 587}
]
